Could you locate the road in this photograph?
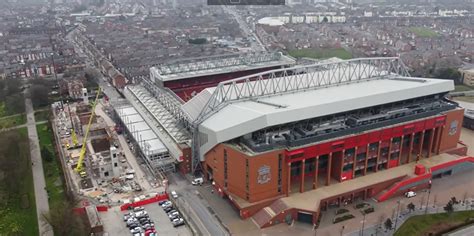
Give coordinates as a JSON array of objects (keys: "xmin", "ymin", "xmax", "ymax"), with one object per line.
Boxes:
[
  {"xmin": 25, "ymin": 96, "xmax": 54, "ymax": 236},
  {"xmin": 168, "ymin": 173, "xmax": 229, "ymax": 236},
  {"xmin": 223, "ymin": 6, "xmax": 266, "ymax": 52}
]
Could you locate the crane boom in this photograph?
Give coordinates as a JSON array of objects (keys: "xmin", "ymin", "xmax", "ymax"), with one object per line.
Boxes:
[{"xmin": 75, "ymin": 87, "xmax": 101, "ymax": 173}]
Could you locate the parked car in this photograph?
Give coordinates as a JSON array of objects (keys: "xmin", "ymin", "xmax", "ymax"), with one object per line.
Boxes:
[
  {"xmin": 130, "ymin": 227, "xmax": 143, "ymax": 234},
  {"xmin": 133, "ymin": 207, "xmax": 145, "ymax": 212},
  {"xmin": 405, "ymin": 191, "xmax": 417, "ymax": 198},
  {"xmin": 145, "ymin": 229, "xmax": 157, "ymax": 236},
  {"xmin": 172, "ymin": 218, "xmax": 185, "ymax": 227},
  {"xmin": 168, "ymin": 211, "xmax": 180, "ymax": 220},
  {"xmin": 158, "ymin": 200, "xmax": 167, "ymax": 206},
  {"xmin": 123, "ymin": 213, "xmax": 133, "ymax": 221},
  {"xmin": 161, "ymin": 201, "xmax": 172, "ymax": 208},
  {"xmin": 164, "ymin": 207, "xmax": 174, "ymax": 213},
  {"xmin": 128, "ymin": 223, "xmax": 139, "ymax": 229},
  {"xmin": 192, "ymin": 177, "xmax": 203, "ymax": 185}
]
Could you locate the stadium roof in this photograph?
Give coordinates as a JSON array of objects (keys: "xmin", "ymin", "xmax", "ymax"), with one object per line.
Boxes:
[
  {"xmin": 182, "ymin": 58, "xmax": 455, "ymax": 160},
  {"xmin": 150, "ymin": 52, "xmax": 295, "ymax": 82}
]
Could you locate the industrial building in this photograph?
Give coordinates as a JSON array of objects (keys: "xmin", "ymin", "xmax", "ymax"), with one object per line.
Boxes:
[{"xmin": 121, "ymin": 55, "xmax": 472, "ymax": 229}]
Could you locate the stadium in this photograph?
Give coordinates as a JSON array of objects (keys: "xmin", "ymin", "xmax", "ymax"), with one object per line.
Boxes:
[{"xmin": 118, "ymin": 53, "xmax": 471, "ymax": 228}]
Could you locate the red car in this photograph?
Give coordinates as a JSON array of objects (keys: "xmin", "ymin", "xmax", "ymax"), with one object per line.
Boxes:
[{"xmin": 145, "ymin": 229, "xmax": 157, "ymax": 236}]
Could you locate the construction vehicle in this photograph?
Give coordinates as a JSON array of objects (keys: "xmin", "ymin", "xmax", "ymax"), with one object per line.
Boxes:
[{"xmin": 74, "ymin": 87, "xmax": 102, "ymax": 176}]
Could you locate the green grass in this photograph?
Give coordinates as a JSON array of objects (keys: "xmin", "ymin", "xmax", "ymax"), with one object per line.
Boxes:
[
  {"xmin": 34, "ymin": 109, "xmax": 50, "ymax": 122},
  {"xmin": 409, "ymin": 27, "xmax": 439, "ymax": 38},
  {"xmin": 288, "ymin": 48, "xmax": 353, "ymax": 60},
  {"xmin": 36, "ymin": 123, "xmax": 67, "ymax": 209},
  {"xmin": 0, "ymin": 128, "xmax": 39, "ymax": 236},
  {"xmin": 0, "ymin": 113, "xmax": 26, "ymax": 129},
  {"xmin": 0, "ymin": 102, "xmax": 6, "ymax": 117},
  {"xmin": 395, "ymin": 210, "xmax": 474, "ymax": 236},
  {"xmin": 455, "ymin": 84, "xmax": 474, "ymax": 92}
]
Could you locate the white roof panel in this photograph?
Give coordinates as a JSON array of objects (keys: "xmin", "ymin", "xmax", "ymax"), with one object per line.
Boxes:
[{"xmin": 198, "ymin": 77, "xmax": 454, "ymax": 158}]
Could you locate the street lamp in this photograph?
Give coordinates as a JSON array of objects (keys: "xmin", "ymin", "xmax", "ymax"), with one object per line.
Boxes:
[
  {"xmin": 360, "ymin": 213, "xmax": 366, "ymax": 236},
  {"xmin": 394, "ymin": 200, "xmax": 402, "ymax": 230},
  {"xmin": 425, "ymin": 181, "xmax": 432, "ymax": 215}
]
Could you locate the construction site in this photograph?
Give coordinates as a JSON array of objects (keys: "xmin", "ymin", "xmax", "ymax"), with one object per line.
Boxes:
[{"xmin": 51, "ymin": 85, "xmax": 166, "ymax": 208}]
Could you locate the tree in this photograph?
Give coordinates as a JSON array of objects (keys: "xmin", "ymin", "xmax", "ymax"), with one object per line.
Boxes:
[
  {"xmin": 42, "ymin": 200, "xmax": 87, "ymax": 236},
  {"xmin": 5, "ymin": 94, "xmax": 25, "ymax": 115},
  {"xmin": 41, "ymin": 146, "xmax": 53, "ymax": 163},
  {"xmin": 444, "ymin": 201, "xmax": 454, "ymax": 213},
  {"xmin": 30, "ymin": 85, "xmax": 50, "ymax": 108},
  {"xmin": 384, "ymin": 218, "xmax": 393, "ymax": 231},
  {"xmin": 451, "ymin": 197, "xmax": 458, "ymax": 204},
  {"xmin": 407, "ymin": 203, "xmax": 415, "ymax": 212}
]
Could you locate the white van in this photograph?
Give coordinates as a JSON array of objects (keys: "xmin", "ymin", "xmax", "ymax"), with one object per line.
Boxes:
[
  {"xmin": 405, "ymin": 191, "xmax": 416, "ymax": 198},
  {"xmin": 192, "ymin": 177, "xmax": 203, "ymax": 186}
]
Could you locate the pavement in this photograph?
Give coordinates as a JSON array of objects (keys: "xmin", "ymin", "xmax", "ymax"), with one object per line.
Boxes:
[
  {"xmin": 316, "ymin": 163, "xmax": 474, "ymax": 236},
  {"xmin": 24, "ymin": 96, "xmax": 54, "ymax": 236},
  {"xmin": 0, "ymin": 120, "xmax": 47, "ymax": 133}
]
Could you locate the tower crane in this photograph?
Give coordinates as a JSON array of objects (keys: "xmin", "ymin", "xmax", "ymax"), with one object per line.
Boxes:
[{"xmin": 75, "ymin": 87, "xmax": 101, "ymax": 177}]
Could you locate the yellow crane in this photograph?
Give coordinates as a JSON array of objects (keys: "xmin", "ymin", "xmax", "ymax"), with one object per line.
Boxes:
[{"xmin": 75, "ymin": 87, "xmax": 101, "ymax": 177}]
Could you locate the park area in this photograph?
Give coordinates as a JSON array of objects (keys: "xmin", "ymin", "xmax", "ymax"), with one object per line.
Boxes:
[
  {"xmin": 0, "ymin": 113, "xmax": 26, "ymax": 129},
  {"xmin": 395, "ymin": 210, "xmax": 474, "ymax": 236},
  {"xmin": 37, "ymin": 123, "xmax": 66, "ymax": 209},
  {"xmin": 288, "ymin": 48, "xmax": 352, "ymax": 60},
  {"xmin": 0, "ymin": 128, "xmax": 38, "ymax": 235},
  {"xmin": 409, "ymin": 27, "xmax": 439, "ymax": 38}
]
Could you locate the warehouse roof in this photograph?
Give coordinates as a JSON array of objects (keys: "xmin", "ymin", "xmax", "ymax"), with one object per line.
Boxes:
[
  {"xmin": 116, "ymin": 105, "xmax": 167, "ymax": 155},
  {"xmin": 197, "ymin": 77, "xmax": 453, "ymax": 158}
]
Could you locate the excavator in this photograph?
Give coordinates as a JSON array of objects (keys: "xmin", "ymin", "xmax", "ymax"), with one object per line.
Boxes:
[{"xmin": 75, "ymin": 87, "xmax": 102, "ymax": 178}]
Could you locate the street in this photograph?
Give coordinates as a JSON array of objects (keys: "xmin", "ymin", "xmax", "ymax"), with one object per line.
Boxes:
[
  {"xmin": 223, "ymin": 6, "xmax": 266, "ymax": 52},
  {"xmin": 168, "ymin": 173, "xmax": 230, "ymax": 236},
  {"xmin": 25, "ymin": 96, "xmax": 54, "ymax": 236}
]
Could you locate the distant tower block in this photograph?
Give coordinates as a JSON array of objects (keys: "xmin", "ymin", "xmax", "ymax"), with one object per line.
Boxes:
[
  {"xmin": 110, "ymin": 146, "xmax": 120, "ymax": 177},
  {"xmin": 82, "ymin": 88, "xmax": 88, "ymax": 103}
]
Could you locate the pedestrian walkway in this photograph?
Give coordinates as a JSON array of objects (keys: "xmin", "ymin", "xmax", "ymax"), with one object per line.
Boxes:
[
  {"xmin": 347, "ymin": 198, "xmax": 474, "ymax": 236},
  {"xmin": 25, "ymin": 97, "xmax": 54, "ymax": 236}
]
